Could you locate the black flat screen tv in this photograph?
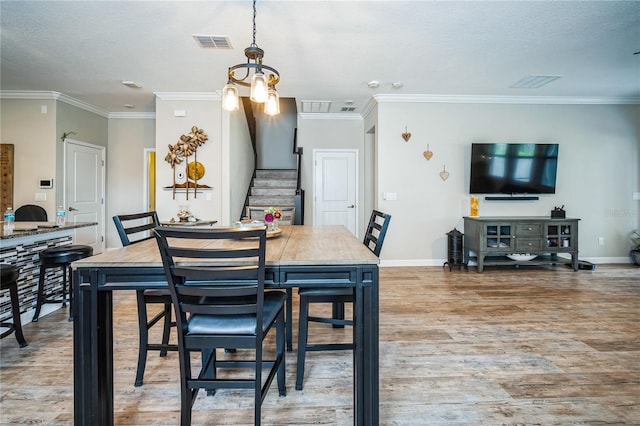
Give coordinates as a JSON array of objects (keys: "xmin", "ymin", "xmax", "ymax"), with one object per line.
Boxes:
[{"xmin": 469, "ymin": 143, "xmax": 559, "ymax": 195}]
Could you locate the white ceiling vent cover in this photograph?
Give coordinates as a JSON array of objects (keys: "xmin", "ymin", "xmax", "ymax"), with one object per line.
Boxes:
[
  {"xmin": 511, "ymin": 75, "xmax": 563, "ymax": 89},
  {"xmin": 193, "ymin": 35, "xmax": 232, "ymax": 49},
  {"xmin": 301, "ymin": 100, "xmax": 332, "ymax": 113}
]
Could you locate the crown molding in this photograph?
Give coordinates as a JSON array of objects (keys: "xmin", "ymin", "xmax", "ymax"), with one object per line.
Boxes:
[
  {"xmin": 154, "ymin": 92, "xmax": 221, "ymax": 101},
  {"xmin": 108, "ymin": 112, "xmax": 156, "ymax": 120},
  {"xmin": 373, "ymin": 94, "xmax": 640, "ymax": 105},
  {"xmin": 0, "ymin": 90, "xmax": 110, "ymax": 117},
  {"xmin": 297, "ymin": 112, "xmax": 362, "ymax": 121}
]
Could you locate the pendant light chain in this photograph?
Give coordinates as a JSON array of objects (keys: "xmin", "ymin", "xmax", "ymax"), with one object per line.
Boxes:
[{"xmin": 252, "ymin": 0, "xmax": 257, "ymax": 47}]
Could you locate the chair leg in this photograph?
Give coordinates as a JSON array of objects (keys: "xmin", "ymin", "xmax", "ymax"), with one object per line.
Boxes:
[
  {"xmin": 67, "ymin": 264, "xmax": 73, "ymax": 321},
  {"xmin": 134, "ymin": 290, "xmax": 148, "ymax": 387},
  {"xmin": 9, "ymin": 284, "xmax": 27, "ymax": 347},
  {"xmin": 332, "ymin": 301, "xmax": 345, "ymax": 328},
  {"xmin": 31, "ymin": 265, "xmax": 46, "ymax": 322},
  {"xmin": 296, "ymin": 294, "xmax": 310, "ymax": 391},
  {"xmin": 255, "ymin": 344, "xmax": 262, "ymax": 426},
  {"xmin": 60, "ymin": 264, "xmax": 67, "ymax": 308},
  {"xmin": 160, "ymin": 302, "xmax": 172, "ymax": 357},
  {"xmin": 277, "ymin": 308, "xmax": 286, "ymax": 396},
  {"xmin": 286, "ymin": 288, "xmax": 293, "ymax": 352}
]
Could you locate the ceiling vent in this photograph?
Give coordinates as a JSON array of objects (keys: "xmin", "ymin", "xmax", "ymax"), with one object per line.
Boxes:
[
  {"xmin": 193, "ymin": 35, "xmax": 232, "ymax": 49},
  {"xmin": 511, "ymin": 75, "xmax": 563, "ymax": 89},
  {"xmin": 301, "ymin": 100, "xmax": 332, "ymax": 113}
]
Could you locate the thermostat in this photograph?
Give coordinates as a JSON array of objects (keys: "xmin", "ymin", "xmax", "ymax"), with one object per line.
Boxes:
[{"xmin": 39, "ymin": 179, "xmax": 53, "ymax": 189}]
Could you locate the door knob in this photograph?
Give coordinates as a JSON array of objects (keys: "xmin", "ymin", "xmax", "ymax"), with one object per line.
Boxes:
[
  {"xmin": 68, "ymin": 207, "xmax": 79, "ymax": 211},
  {"xmin": 347, "ymin": 205, "xmax": 355, "ymax": 208}
]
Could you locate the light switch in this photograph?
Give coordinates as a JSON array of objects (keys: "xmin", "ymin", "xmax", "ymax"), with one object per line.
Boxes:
[
  {"xmin": 35, "ymin": 192, "xmax": 46, "ymax": 201},
  {"xmin": 633, "ymin": 192, "xmax": 640, "ymax": 201},
  {"xmin": 173, "ymin": 110, "xmax": 187, "ymax": 117}
]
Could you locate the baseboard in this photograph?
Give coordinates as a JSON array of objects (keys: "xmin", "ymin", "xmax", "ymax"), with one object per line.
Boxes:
[{"xmin": 380, "ymin": 257, "xmax": 634, "ymax": 268}]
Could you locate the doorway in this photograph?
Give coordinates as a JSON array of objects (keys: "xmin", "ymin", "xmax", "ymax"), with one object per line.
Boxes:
[
  {"xmin": 313, "ymin": 149, "xmax": 358, "ymax": 236},
  {"xmin": 64, "ymin": 139, "xmax": 105, "ymax": 254}
]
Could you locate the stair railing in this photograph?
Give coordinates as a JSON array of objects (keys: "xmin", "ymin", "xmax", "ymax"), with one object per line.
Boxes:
[{"xmin": 292, "ymin": 128, "xmax": 305, "ymax": 225}]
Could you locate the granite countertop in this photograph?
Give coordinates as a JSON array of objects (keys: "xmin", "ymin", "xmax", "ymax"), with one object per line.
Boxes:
[{"xmin": 1, "ymin": 222, "xmax": 97, "ymax": 240}]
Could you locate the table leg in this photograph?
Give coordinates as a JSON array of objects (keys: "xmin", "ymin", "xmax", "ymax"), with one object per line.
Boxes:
[
  {"xmin": 74, "ymin": 269, "xmax": 114, "ymax": 425},
  {"xmin": 353, "ymin": 265, "xmax": 379, "ymax": 426}
]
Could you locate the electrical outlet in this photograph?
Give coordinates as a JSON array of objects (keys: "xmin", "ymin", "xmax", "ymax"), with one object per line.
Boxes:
[
  {"xmin": 35, "ymin": 192, "xmax": 46, "ymax": 201},
  {"xmin": 598, "ymin": 237, "xmax": 605, "ymax": 246}
]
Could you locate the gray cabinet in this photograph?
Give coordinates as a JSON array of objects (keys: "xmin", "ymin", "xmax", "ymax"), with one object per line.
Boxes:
[{"xmin": 463, "ymin": 216, "xmax": 580, "ymax": 272}]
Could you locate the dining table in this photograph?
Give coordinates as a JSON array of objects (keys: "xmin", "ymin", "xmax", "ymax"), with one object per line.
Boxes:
[{"xmin": 72, "ymin": 225, "xmax": 380, "ymax": 425}]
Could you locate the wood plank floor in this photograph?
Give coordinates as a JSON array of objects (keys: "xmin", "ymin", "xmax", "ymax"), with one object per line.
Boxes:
[{"xmin": 1, "ymin": 265, "xmax": 639, "ymax": 425}]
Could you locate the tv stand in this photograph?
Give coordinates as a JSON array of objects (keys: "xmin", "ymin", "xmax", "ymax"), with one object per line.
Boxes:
[{"xmin": 463, "ymin": 216, "xmax": 580, "ymax": 272}]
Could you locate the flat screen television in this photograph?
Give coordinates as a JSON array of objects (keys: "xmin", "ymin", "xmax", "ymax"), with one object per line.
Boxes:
[{"xmin": 469, "ymin": 143, "xmax": 559, "ymax": 194}]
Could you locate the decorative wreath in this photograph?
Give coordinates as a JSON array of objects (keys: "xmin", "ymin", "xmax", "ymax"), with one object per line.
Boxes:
[{"xmin": 164, "ymin": 126, "xmax": 209, "ymax": 199}]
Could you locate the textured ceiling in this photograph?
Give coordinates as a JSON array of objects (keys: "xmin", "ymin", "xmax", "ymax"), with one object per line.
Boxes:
[{"xmin": 1, "ymin": 1, "xmax": 639, "ymax": 115}]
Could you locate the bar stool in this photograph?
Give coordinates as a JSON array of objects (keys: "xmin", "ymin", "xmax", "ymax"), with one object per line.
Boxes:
[
  {"xmin": 32, "ymin": 245, "xmax": 93, "ymax": 322},
  {"xmin": 0, "ymin": 264, "xmax": 28, "ymax": 347}
]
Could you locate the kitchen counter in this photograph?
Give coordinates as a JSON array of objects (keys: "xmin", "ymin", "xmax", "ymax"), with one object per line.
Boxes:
[
  {"xmin": 0, "ymin": 221, "xmax": 97, "ymax": 323},
  {"xmin": 1, "ymin": 221, "xmax": 97, "ymax": 242}
]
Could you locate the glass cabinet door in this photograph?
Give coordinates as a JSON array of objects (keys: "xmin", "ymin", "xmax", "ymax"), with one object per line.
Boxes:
[
  {"xmin": 547, "ymin": 223, "xmax": 572, "ymax": 248},
  {"xmin": 486, "ymin": 224, "xmax": 511, "ymax": 250}
]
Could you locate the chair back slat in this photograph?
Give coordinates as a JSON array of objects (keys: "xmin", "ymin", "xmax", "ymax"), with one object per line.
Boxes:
[
  {"xmin": 363, "ymin": 210, "xmax": 391, "ymax": 257},
  {"xmin": 155, "ymin": 226, "xmax": 267, "ymax": 332},
  {"xmin": 113, "ymin": 211, "xmax": 159, "ymax": 246},
  {"xmin": 168, "ymin": 246, "xmax": 260, "ymax": 260}
]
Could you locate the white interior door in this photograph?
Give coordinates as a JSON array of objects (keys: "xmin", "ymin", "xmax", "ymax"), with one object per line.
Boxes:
[
  {"xmin": 314, "ymin": 150, "xmax": 358, "ymax": 235},
  {"xmin": 64, "ymin": 139, "xmax": 105, "ymax": 254}
]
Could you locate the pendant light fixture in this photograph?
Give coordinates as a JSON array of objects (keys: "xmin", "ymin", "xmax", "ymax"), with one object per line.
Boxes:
[{"xmin": 222, "ymin": 0, "xmax": 280, "ymax": 115}]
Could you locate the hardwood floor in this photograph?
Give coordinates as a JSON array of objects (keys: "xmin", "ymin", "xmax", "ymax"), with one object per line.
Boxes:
[{"xmin": 1, "ymin": 265, "xmax": 638, "ymax": 425}]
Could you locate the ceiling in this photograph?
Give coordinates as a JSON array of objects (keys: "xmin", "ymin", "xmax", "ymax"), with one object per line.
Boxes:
[{"xmin": 1, "ymin": 1, "xmax": 639, "ymax": 116}]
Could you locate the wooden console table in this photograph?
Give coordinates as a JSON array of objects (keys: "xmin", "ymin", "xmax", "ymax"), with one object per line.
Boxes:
[{"xmin": 463, "ymin": 216, "xmax": 580, "ymax": 272}]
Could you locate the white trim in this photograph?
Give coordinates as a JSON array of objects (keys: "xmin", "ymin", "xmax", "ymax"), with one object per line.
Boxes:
[
  {"xmin": 109, "ymin": 112, "xmax": 156, "ymax": 120},
  {"xmin": 0, "ymin": 90, "xmax": 110, "ymax": 117},
  {"xmin": 297, "ymin": 113, "xmax": 363, "ymax": 120},
  {"xmin": 373, "ymin": 94, "xmax": 640, "ymax": 105},
  {"xmin": 154, "ymin": 92, "xmax": 221, "ymax": 101}
]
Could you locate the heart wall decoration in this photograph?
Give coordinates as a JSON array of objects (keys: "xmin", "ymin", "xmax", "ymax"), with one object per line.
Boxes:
[
  {"xmin": 423, "ymin": 144, "xmax": 433, "ymax": 160},
  {"xmin": 401, "ymin": 126, "xmax": 411, "ymax": 142},
  {"xmin": 439, "ymin": 165, "xmax": 450, "ymax": 181}
]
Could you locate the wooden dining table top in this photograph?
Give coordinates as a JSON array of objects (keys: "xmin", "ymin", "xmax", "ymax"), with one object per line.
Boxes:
[{"xmin": 73, "ymin": 225, "xmax": 379, "ymax": 269}]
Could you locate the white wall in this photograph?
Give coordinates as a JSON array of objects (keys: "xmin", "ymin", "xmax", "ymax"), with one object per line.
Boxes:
[
  {"xmin": 228, "ymin": 102, "xmax": 255, "ymax": 222},
  {"xmin": 0, "ymin": 99, "xmax": 57, "ymax": 218},
  {"xmin": 374, "ymin": 101, "xmax": 640, "ymax": 265},
  {"xmin": 155, "ymin": 94, "xmax": 225, "ymax": 224},
  {"xmin": 106, "ymin": 117, "xmax": 155, "ymax": 248},
  {"xmin": 296, "ymin": 116, "xmax": 366, "ymax": 231}
]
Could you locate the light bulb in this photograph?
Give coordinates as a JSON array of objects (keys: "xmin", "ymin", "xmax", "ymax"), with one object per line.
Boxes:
[
  {"xmin": 264, "ymin": 87, "xmax": 280, "ymax": 116},
  {"xmin": 250, "ymin": 71, "xmax": 268, "ymax": 103},
  {"xmin": 222, "ymin": 83, "xmax": 239, "ymax": 111}
]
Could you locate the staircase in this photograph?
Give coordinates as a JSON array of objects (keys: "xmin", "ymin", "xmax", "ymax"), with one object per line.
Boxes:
[{"xmin": 245, "ymin": 169, "xmax": 297, "ymax": 221}]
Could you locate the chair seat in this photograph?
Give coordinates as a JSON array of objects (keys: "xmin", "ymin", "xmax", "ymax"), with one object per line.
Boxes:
[
  {"xmin": 188, "ymin": 291, "xmax": 286, "ymax": 335},
  {"xmin": 40, "ymin": 245, "xmax": 93, "ymax": 265},
  {"xmin": 0, "ymin": 264, "xmax": 19, "ymax": 287}
]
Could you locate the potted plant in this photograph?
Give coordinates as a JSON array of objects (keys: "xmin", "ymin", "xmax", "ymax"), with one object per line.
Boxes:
[{"xmin": 630, "ymin": 230, "xmax": 640, "ymax": 265}]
